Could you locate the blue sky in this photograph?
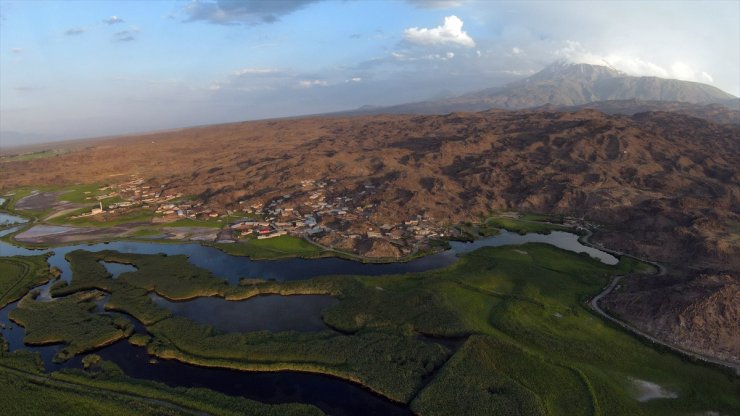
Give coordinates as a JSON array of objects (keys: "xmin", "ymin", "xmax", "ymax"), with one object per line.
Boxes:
[{"xmin": 1, "ymin": 0, "xmax": 738, "ymax": 145}]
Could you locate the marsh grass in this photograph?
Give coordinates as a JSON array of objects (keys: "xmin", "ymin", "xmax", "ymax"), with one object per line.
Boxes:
[
  {"xmin": 0, "ymin": 254, "xmax": 55, "ymax": 308},
  {"xmin": 21, "ymin": 243, "xmax": 740, "ymax": 414}
]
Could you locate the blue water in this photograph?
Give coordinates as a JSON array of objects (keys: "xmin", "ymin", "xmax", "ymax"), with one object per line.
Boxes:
[
  {"xmin": 150, "ymin": 293, "xmax": 339, "ymax": 333},
  {"xmin": 0, "ymin": 212, "xmax": 27, "ymax": 225}
]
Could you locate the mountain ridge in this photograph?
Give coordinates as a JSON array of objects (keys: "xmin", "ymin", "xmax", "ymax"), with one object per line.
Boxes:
[{"xmin": 341, "ymin": 61, "xmax": 737, "ymax": 117}]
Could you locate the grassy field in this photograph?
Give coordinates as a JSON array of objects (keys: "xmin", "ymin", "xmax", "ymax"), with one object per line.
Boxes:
[
  {"xmin": 0, "ymin": 337, "xmax": 322, "ymax": 415},
  {"xmin": 0, "ymin": 254, "xmax": 56, "ymax": 308},
  {"xmin": 14, "ymin": 245, "xmax": 740, "ymax": 415},
  {"xmin": 213, "ymin": 235, "xmax": 328, "ymax": 259},
  {"xmin": 483, "ymin": 215, "xmax": 571, "ymax": 235}
]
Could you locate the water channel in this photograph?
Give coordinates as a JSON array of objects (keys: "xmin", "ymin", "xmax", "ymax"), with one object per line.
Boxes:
[{"xmin": 0, "ymin": 228, "xmax": 617, "ymax": 415}]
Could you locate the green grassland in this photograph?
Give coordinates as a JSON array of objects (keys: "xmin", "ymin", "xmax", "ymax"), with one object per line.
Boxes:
[
  {"xmin": 0, "ymin": 254, "xmax": 57, "ymax": 308},
  {"xmin": 0, "ymin": 338, "xmax": 322, "ymax": 415},
  {"xmin": 32, "ymin": 245, "xmax": 738, "ymax": 414},
  {"xmin": 483, "ymin": 216, "xmax": 570, "ymax": 235},
  {"xmin": 454, "ymin": 215, "xmax": 571, "ymax": 240},
  {"xmin": 213, "ymin": 235, "xmax": 328, "ymax": 259}
]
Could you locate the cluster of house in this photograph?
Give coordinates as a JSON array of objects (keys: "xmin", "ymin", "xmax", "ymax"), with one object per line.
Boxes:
[
  {"xmin": 227, "ymin": 178, "xmax": 448, "ymax": 249},
  {"xmin": 75, "ymin": 175, "xmax": 449, "ymax": 254}
]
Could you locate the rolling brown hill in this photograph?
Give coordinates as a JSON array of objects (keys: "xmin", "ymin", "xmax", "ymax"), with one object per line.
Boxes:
[
  {"xmin": 2, "ymin": 107, "xmax": 739, "ymax": 363},
  {"xmin": 3, "ymin": 108, "xmax": 738, "ymax": 269}
]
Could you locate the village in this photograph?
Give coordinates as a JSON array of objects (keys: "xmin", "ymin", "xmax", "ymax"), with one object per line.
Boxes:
[{"xmin": 73, "ymin": 176, "xmax": 454, "ymax": 258}]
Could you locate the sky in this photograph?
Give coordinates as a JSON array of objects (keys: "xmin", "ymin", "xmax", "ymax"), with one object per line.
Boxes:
[{"xmin": 1, "ymin": 0, "xmax": 738, "ymax": 146}]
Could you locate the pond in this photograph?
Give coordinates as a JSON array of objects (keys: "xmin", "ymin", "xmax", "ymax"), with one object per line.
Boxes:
[
  {"xmin": 149, "ymin": 293, "xmax": 339, "ymax": 333},
  {"xmin": 0, "ymin": 212, "xmax": 27, "ymax": 225}
]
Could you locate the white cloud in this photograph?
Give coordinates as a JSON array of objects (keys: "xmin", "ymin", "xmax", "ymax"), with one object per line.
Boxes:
[
  {"xmin": 349, "ymin": 77, "xmax": 362, "ymax": 82},
  {"xmin": 511, "ymin": 47, "xmax": 522, "ymax": 55},
  {"xmin": 404, "ymin": 15, "xmax": 475, "ymax": 48},
  {"xmin": 555, "ymin": 41, "xmax": 716, "ymax": 84}
]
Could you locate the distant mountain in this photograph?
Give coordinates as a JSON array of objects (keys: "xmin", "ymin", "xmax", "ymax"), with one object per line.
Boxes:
[{"xmin": 342, "ymin": 61, "xmax": 737, "ymax": 116}]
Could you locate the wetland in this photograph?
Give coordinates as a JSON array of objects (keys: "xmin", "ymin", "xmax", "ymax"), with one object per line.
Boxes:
[{"xmin": 1, "ymin": 227, "xmax": 738, "ymax": 415}]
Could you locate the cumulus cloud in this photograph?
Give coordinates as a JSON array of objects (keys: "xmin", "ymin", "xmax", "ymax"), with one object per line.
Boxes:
[
  {"xmin": 183, "ymin": 0, "xmax": 321, "ymax": 25},
  {"xmin": 404, "ymin": 15, "xmax": 475, "ymax": 48},
  {"xmin": 104, "ymin": 16, "xmax": 124, "ymax": 25},
  {"xmin": 64, "ymin": 27, "xmax": 86, "ymax": 36}
]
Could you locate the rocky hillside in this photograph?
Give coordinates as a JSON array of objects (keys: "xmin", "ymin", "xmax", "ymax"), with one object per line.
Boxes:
[
  {"xmin": 3, "ymin": 108, "xmax": 738, "ymax": 270},
  {"xmin": 602, "ymin": 272, "xmax": 740, "ymax": 364}
]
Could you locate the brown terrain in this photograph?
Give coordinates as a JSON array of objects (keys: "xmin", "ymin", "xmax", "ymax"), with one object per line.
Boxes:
[
  {"xmin": 1, "ymin": 107, "xmax": 739, "ymax": 363},
  {"xmin": 602, "ymin": 272, "xmax": 740, "ymax": 364}
]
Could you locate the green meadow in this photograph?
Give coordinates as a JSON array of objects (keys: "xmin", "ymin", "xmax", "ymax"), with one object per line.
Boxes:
[{"xmin": 213, "ymin": 235, "xmax": 328, "ymax": 259}]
